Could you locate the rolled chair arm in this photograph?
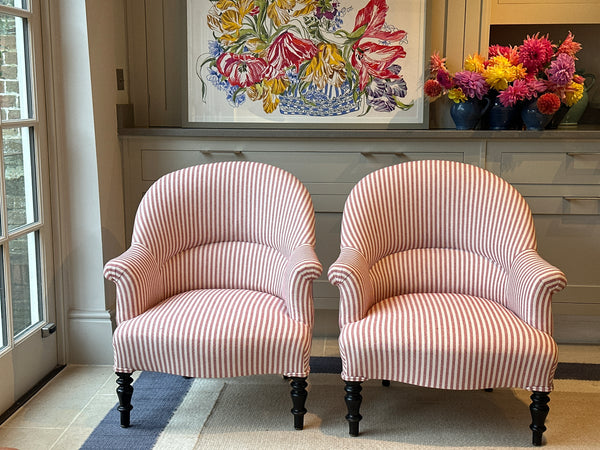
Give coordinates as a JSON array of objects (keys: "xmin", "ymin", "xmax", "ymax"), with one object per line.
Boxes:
[
  {"xmin": 328, "ymin": 247, "xmax": 375, "ymax": 327},
  {"xmin": 506, "ymin": 249, "xmax": 567, "ymax": 334},
  {"xmin": 104, "ymin": 243, "xmax": 165, "ymax": 324},
  {"xmin": 283, "ymin": 244, "xmax": 323, "ymax": 325}
]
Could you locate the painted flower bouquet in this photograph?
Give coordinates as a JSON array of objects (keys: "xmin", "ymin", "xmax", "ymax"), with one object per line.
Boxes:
[
  {"xmin": 198, "ymin": 0, "xmax": 414, "ymax": 116},
  {"xmin": 425, "ymin": 32, "xmax": 585, "ymax": 122}
]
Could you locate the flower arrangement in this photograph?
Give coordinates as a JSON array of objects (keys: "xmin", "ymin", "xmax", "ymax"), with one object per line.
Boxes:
[
  {"xmin": 198, "ymin": 0, "xmax": 414, "ymax": 116},
  {"xmin": 424, "ymin": 32, "xmax": 585, "ymax": 116}
]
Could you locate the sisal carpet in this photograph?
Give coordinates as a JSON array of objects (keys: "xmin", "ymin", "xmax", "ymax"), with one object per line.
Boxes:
[{"xmin": 84, "ymin": 358, "xmax": 600, "ymax": 450}]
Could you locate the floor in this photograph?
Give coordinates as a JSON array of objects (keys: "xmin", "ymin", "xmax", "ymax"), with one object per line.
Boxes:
[{"xmin": 0, "ymin": 340, "xmax": 599, "ymax": 449}]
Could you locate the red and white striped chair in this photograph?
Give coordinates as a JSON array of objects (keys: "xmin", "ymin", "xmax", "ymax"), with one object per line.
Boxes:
[
  {"xmin": 104, "ymin": 161, "xmax": 322, "ymax": 430},
  {"xmin": 328, "ymin": 160, "xmax": 566, "ymax": 445}
]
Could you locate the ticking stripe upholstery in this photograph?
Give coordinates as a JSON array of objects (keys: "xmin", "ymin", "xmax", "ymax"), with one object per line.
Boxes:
[
  {"xmin": 329, "ymin": 160, "xmax": 566, "ymax": 390},
  {"xmin": 105, "ymin": 162, "xmax": 322, "ymax": 378},
  {"xmin": 113, "ymin": 289, "xmax": 311, "ymax": 377}
]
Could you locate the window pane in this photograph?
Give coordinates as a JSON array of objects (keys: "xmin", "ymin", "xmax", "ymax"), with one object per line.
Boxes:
[
  {"xmin": 10, "ymin": 231, "xmax": 40, "ymax": 337},
  {"xmin": 0, "ymin": 13, "xmax": 31, "ymax": 121},
  {"xmin": 0, "ymin": 1, "xmax": 27, "ymax": 9},
  {"xmin": 0, "ymin": 246, "xmax": 6, "ymax": 349},
  {"xmin": 4, "ymin": 126, "xmax": 37, "ymax": 231}
]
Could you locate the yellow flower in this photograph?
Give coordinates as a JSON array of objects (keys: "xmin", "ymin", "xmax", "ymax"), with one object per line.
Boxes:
[
  {"xmin": 268, "ymin": 0, "xmax": 315, "ymax": 27},
  {"xmin": 483, "ymin": 56, "xmax": 525, "ymax": 91},
  {"xmin": 564, "ymin": 81, "xmax": 584, "ymax": 107},
  {"xmin": 247, "ymin": 78, "xmax": 291, "ymax": 113},
  {"xmin": 302, "ymin": 43, "xmax": 346, "ymax": 89},
  {"xmin": 448, "ymin": 88, "xmax": 467, "ymax": 103},
  {"xmin": 464, "ymin": 53, "xmax": 486, "ymax": 73}
]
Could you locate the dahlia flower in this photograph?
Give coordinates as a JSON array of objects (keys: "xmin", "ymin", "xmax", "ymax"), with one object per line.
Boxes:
[
  {"xmin": 430, "ymin": 51, "xmax": 447, "ymax": 76},
  {"xmin": 463, "ymin": 53, "xmax": 486, "ymax": 73},
  {"xmin": 536, "ymin": 92, "xmax": 561, "ymax": 115},
  {"xmin": 436, "ymin": 69, "xmax": 453, "ymax": 89},
  {"xmin": 546, "ymin": 53, "xmax": 576, "ymax": 86},
  {"xmin": 483, "ymin": 56, "xmax": 524, "ymax": 91},
  {"xmin": 448, "ymin": 88, "xmax": 467, "ymax": 103},
  {"xmin": 453, "ymin": 70, "xmax": 489, "ymax": 100},
  {"xmin": 424, "ymin": 79, "xmax": 443, "ymax": 98},
  {"xmin": 498, "ymin": 79, "xmax": 530, "ymax": 107},
  {"xmin": 518, "ymin": 33, "xmax": 554, "ymax": 75},
  {"xmin": 562, "ymin": 81, "xmax": 584, "ymax": 107},
  {"xmin": 489, "ymin": 45, "xmax": 519, "ymax": 66},
  {"xmin": 556, "ymin": 32, "xmax": 582, "ymax": 59}
]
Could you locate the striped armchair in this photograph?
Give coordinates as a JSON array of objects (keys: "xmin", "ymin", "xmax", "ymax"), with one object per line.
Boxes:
[
  {"xmin": 104, "ymin": 162, "xmax": 322, "ymax": 430},
  {"xmin": 328, "ymin": 160, "xmax": 566, "ymax": 445}
]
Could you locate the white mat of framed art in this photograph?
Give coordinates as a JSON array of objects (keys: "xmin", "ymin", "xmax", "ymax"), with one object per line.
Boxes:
[{"xmin": 185, "ymin": 0, "xmax": 428, "ymax": 129}]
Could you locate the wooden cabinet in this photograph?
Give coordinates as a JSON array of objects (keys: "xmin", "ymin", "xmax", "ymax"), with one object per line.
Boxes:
[
  {"xmin": 485, "ymin": 140, "xmax": 600, "ymax": 343},
  {"xmin": 489, "ymin": 0, "xmax": 600, "ymax": 24},
  {"xmin": 120, "ymin": 131, "xmax": 600, "ymax": 343}
]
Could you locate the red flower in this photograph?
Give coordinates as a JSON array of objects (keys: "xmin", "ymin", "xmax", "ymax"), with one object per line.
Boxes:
[
  {"xmin": 424, "ymin": 79, "xmax": 443, "ymax": 98},
  {"xmin": 350, "ymin": 0, "xmax": 407, "ymax": 90},
  {"xmin": 216, "ymin": 53, "xmax": 269, "ymax": 88},
  {"xmin": 537, "ymin": 92, "xmax": 561, "ymax": 115},
  {"xmin": 267, "ymin": 31, "xmax": 319, "ymax": 74}
]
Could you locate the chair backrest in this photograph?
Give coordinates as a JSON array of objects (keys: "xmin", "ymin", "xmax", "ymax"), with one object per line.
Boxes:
[
  {"xmin": 341, "ymin": 160, "xmax": 537, "ymax": 303},
  {"xmin": 131, "ymin": 161, "xmax": 316, "ymax": 297}
]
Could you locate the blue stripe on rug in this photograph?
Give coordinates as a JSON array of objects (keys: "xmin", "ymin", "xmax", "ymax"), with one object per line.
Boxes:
[
  {"xmin": 309, "ymin": 357, "xmax": 600, "ymax": 381},
  {"xmin": 81, "ymin": 372, "xmax": 194, "ymax": 450}
]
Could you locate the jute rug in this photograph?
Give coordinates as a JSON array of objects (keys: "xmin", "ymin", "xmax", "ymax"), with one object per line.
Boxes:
[
  {"xmin": 82, "ymin": 358, "xmax": 600, "ymax": 449},
  {"xmin": 193, "ymin": 375, "xmax": 600, "ymax": 449}
]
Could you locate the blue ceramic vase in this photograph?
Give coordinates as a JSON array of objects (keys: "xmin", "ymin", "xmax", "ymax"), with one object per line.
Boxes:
[
  {"xmin": 450, "ymin": 98, "xmax": 490, "ymax": 130},
  {"xmin": 487, "ymin": 95, "xmax": 522, "ymax": 130},
  {"xmin": 521, "ymin": 99, "xmax": 553, "ymax": 130}
]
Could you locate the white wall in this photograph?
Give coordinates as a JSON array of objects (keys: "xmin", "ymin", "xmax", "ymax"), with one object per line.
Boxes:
[{"xmin": 47, "ymin": 0, "xmax": 127, "ymax": 364}]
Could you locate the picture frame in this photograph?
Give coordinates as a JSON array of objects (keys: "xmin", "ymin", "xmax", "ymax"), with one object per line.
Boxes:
[{"xmin": 184, "ymin": 0, "xmax": 429, "ymax": 129}]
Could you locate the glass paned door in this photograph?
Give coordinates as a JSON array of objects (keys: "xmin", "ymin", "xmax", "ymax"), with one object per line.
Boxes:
[{"xmin": 0, "ymin": 0, "xmax": 56, "ymax": 412}]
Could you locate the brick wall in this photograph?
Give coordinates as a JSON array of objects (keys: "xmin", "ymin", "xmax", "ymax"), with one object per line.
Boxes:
[{"xmin": 0, "ymin": 13, "xmax": 37, "ymax": 337}]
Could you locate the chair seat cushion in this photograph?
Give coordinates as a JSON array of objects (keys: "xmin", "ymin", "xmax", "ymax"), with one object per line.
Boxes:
[
  {"xmin": 339, "ymin": 292, "xmax": 557, "ymax": 391},
  {"xmin": 113, "ymin": 289, "xmax": 311, "ymax": 378}
]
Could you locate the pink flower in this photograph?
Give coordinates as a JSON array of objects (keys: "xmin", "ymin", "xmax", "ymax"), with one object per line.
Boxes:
[
  {"xmin": 526, "ymin": 76, "xmax": 549, "ymax": 95},
  {"xmin": 546, "ymin": 53, "xmax": 576, "ymax": 86},
  {"xmin": 424, "ymin": 79, "xmax": 443, "ymax": 98},
  {"xmin": 429, "ymin": 51, "xmax": 446, "ymax": 76},
  {"xmin": 498, "ymin": 79, "xmax": 530, "ymax": 106},
  {"xmin": 436, "ymin": 69, "xmax": 453, "ymax": 89},
  {"xmin": 350, "ymin": 0, "xmax": 407, "ymax": 90},
  {"xmin": 453, "ymin": 70, "xmax": 489, "ymax": 99},
  {"xmin": 216, "ymin": 53, "xmax": 270, "ymax": 88},
  {"xmin": 518, "ymin": 33, "xmax": 554, "ymax": 75},
  {"xmin": 266, "ymin": 31, "xmax": 319, "ymax": 74},
  {"xmin": 556, "ymin": 32, "xmax": 582, "ymax": 59},
  {"xmin": 537, "ymin": 92, "xmax": 561, "ymax": 115}
]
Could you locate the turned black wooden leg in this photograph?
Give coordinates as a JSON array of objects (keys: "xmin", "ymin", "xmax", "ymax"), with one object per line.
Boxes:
[
  {"xmin": 530, "ymin": 391, "xmax": 550, "ymax": 446},
  {"xmin": 382, "ymin": 380, "xmax": 390, "ymax": 387},
  {"xmin": 116, "ymin": 372, "xmax": 134, "ymax": 428},
  {"xmin": 290, "ymin": 377, "xmax": 308, "ymax": 430},
  {"xmin": 344, "ymin": 381, "xmax": 363, "ymax": 436}
]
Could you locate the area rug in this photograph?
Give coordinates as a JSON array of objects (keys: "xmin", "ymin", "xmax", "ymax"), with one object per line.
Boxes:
[{"xmin": 83, "ymin": 358, "xmax": 600, "ymax": 450}]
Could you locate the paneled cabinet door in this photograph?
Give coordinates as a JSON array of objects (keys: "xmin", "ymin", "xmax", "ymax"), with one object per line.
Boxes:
[{"xmin": 490, "ymin": 0, "xmax": 600, "ymax": 24}]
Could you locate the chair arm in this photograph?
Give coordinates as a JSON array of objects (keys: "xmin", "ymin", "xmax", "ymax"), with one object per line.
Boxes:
[
  {"xmin": 103, "ymin": 243, "xmax": 165, "ymax": 324},
  {"xmin": 328, "ymin": 247, "xmax": 375, "ymax": 328},
  {"xmin": 283, "ymin": 244, "xmax": 323, "ymax": 326},
  {"xmin": 506, "ymin": 249, "xmax": 567, "ymax": 334}
]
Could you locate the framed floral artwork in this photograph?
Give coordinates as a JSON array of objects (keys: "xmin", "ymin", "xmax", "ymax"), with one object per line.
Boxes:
[{"xmin": 185, "ymin": 0, "xmax": 428, "ymax": 128}]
